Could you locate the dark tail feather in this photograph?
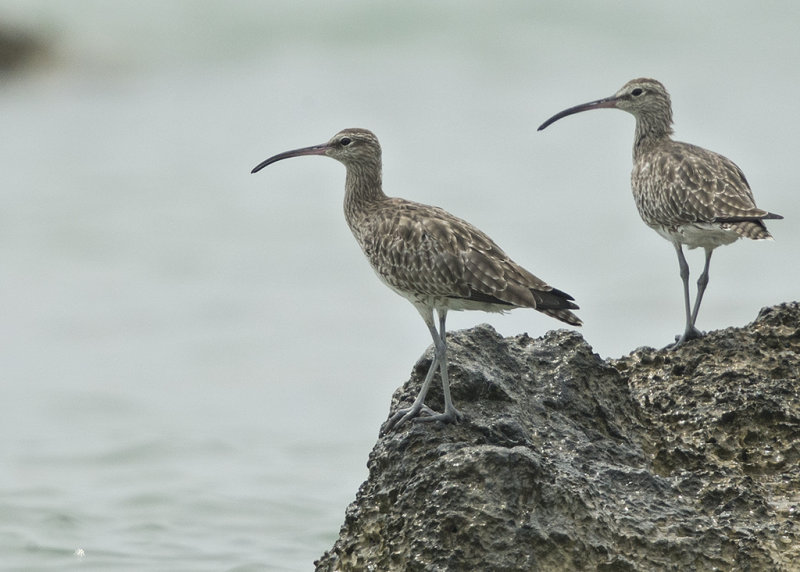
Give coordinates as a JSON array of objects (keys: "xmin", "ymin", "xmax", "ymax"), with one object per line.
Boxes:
[
  {"xmin": 532, "ymin": 287, "xmax": 579, "ymax": 310},
  {"xmin": 532, "ymin": 287, "xmax": 581, "ymax": 326},
  {"xmin": 715, "ymin": 211, "xmax": 783, "ymax": 223}
]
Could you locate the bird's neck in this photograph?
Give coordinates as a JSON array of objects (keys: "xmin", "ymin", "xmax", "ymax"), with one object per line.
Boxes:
[
  {"xmin": 633, "ymin": 113, "xmax": 674, "ymax": 160},
  {"xmin": 343, "ymin": 163, "xmax": 386, "ymax": 223}
]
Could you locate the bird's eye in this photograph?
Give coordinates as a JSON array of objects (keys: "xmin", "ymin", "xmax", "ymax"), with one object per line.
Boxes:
[
  {"xmin": 631, "ymin": 88, "xmax": 644, "ymax": 96},
  {"xmin": 340, "ymin": 137, "xmax": 352, "ymax": 146}
]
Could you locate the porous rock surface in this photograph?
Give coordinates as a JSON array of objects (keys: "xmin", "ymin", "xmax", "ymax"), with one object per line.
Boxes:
[{"xmin": 316, "ymin": 302, "xmax": 800, "ymax": 571}]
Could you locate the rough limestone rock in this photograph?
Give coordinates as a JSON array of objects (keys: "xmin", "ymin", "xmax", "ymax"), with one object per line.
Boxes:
[{"xmin": 315, "ymin": 302, "xmax": 800, "ymax": 571}]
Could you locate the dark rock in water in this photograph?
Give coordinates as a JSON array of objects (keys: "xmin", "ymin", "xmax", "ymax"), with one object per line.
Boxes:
[
  {"xmin": 0, "ymin": 25, "xmax": 45, "ymax": 70},
  {"xmin": 315, "ymin": 302, "xmax": 800, "ymax": 571}
]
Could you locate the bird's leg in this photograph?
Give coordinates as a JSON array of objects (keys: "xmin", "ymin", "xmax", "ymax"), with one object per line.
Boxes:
[
  {"xmin": 671, "ymin": 243, "xmax": 703, "ymax": 348},
  {"xmin": 416, "ymin": 309, "xmax": 463, "ymax": 424},
  {"xmin": 383, "ymin": 350, "xmax": 440, "ymax": 432},
  {"xmin": 689, "ymin": 248, "xmax": 713, "ymax": 328},
  {"xmin": 383, "ymin": 308, "xmax": 462, "ymax": 433},
  {"xmin": 382, "ymin": 307, "xmax": 443, "ymax": 432},
  {"xmin": 675, "ymin": 243, "xmax": 693, "ymax": 331}
]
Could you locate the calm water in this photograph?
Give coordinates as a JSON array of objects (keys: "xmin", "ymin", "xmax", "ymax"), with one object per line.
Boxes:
[{"xmin": 1, "ymin": 1, "xmax": 797, "ymax": 570}]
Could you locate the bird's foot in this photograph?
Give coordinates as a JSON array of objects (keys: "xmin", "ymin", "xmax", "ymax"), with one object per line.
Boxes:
[
  {"xmin": 413, "ymin": 406, "xmax": 463, "ymax": 425},
  {"xmin": 382, "ymin": 403, "xmax": 463, "ymax": 434},
  {"xmin": 669, "ymin": 326, "xmax": 705, "ymax": 350},
  {"xmin": 382, "ymin": 403, "xmax": 431, "ymax": 433}
]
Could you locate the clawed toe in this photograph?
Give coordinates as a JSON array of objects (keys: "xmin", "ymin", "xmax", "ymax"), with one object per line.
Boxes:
[
  {"xmin": 413, "ymin": 407, "xmax": 463, "ymax": 425},
  {"xmin": 382, "ymin": 405, "xmax": 421, "ymax": 434},
  {"xmin": 670, "ymin": 327, "xmax": 705, "ymax": 349},
  {"xmin": 382, "ymin": 403, "xmax": 463, "ymax": 434}
]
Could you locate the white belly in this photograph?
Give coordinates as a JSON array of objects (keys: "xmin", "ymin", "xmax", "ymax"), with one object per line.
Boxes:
[
  {"xmin": 651, "ymin": 222, "xmax": 741, "ymax": 250},
  {"xmin": 371, "ymin": 268, "xmax": 510, "ymax": 314}
]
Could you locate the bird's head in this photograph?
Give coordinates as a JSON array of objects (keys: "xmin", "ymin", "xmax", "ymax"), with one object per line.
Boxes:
[
  {"xmin": 538, "ymin": 78, "xmax": 672, "ymax": 130},
  {"xmin": 251, "ymin": 128, "xmax": 382, "ymax": 173}
]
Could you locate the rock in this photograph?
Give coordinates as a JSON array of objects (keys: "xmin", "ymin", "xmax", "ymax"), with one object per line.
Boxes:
[
  {"xmin": 315, "ymin": 302, "xmax": 800, "ymax": 571},
  {"xmin": 0, "ymin": 25, "xmax": 45, "ymax": 71}
]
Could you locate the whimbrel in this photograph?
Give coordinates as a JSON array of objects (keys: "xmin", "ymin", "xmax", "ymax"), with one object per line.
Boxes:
[
  {"xmin": 538, "ymin": 78, "xmax": 782, "ymax": 347},
  {"xmin": 251, "ymin": 128, "xmax": 581, "ymax": 430}
]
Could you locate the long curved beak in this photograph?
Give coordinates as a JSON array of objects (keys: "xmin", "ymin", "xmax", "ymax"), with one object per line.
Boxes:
[
  {"xmin": 537, "ymin": 96, "xmax": 619, "ymax": 131},
  {"xmin": 251, "ymin": 143, "xmax": 329, "ymax": 174}
]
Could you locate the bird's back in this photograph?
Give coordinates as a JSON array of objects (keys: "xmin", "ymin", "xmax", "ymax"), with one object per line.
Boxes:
[
  {"xmin": 348, "ymin": 197, "xmax": 581, "ymax": 325},
  {"xmin": 631, "ymin": 140, "xmax": 780, "ymax": 245}
]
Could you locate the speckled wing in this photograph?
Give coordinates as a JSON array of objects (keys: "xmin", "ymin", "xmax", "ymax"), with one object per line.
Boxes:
[
  {"xmin": 633, "ymin": 141, "xmax": 779, "ymax": 239},
  {"xmin": 358, "ymin": 199, "xmax": 580, "ymax": 324}
]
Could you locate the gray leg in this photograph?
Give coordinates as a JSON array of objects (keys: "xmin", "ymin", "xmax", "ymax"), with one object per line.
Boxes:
[
  {"xmin": 675, "ymin": 243, "xmax": 693, "ymax": 333},
  {"xmin": 671, "ymin": 243, "xmax": 703, "ymax": 348},
  {"xmin": 383, "ymin": 307, "xmax": 462, "ymax": 432},
  {"xmin": 383, "ymin": 350, "xmax": 440, "ymax": 432},
  {"xmin": 689, "ymin": 248, "xmax": 713, "ymax": 328},
  {"xmin": 416, "ymin": 309, "xmax": 463, "ymax": 424}
]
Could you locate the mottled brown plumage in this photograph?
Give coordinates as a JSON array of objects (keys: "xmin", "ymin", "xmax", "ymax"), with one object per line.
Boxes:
[
  {"xmin": 539, "ymin": 78, "xmax": 781, "ymax": 346},
  {"xmin": 252, "ymin": 128, "xmax": 579, "ymax": 429},
  {"xmin": 349, "ymin": 197, "xmax": 580, "ymax": 324}
]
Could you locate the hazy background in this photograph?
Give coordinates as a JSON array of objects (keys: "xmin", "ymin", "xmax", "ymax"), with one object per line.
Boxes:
[{"xmin": 1, "ymin": 1, "xmax": 796, "ymax": 570}]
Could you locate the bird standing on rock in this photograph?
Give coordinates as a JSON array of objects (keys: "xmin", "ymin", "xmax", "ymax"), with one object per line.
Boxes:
[
  {"xmin": 538, "ymin": 78, "xmax": 782, "ymax": 347},
  {"xmin": 251, "ymin": 128, "xmax": 581, "ymax": 430}
]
